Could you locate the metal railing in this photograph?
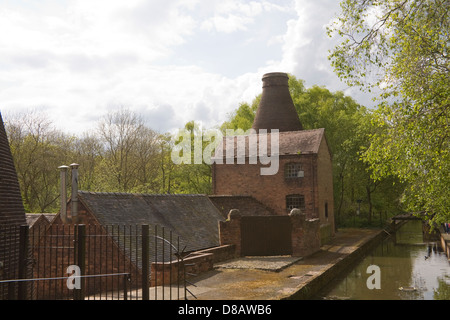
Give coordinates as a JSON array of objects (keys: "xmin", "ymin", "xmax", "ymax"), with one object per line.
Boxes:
[
  {"xmin": 0, "ymin": 272, "xmax": 131, "ymax": 300},
  {"xmin": 0, "ymin": 223, "xmax": 193, "ymax": 300}
]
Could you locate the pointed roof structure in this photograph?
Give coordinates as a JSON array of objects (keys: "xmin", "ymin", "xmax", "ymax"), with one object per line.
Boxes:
[
  {"xmin": 0, "ymin": 112, "xmax": 26, "ymax": 225},
  {"xmin": 252, "ymin": 72, "xmax": 303, "ymax": 132},
  {"xmin": 0, "ymin": 112, "xmax": 27, "ymax": 299}
]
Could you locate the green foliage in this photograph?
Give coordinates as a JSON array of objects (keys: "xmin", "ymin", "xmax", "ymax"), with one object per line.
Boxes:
[
  {"xmin": 6, "ymin": 110, "xmax": 77, "ymax": 212},
  {"xmin": 434, "ymin": 277, "xmax": 450, "ymax": 300},
  {"xmin": 222, "ymin": 75, "xmax": 405, "ymax": 226},
  {"xmin": 220, "ymin": 100, "xmax": 258, "ymax": 132},
  {"xmin": 329, "ymin": 0, "xmax": 449, "ymax": 225},
  {"xmin": 4, "ymin": 77, "xmax": 407, "ymax": 223},
  {"xmin": 170, "ymin": 120, "xmax": 212, "ymax": 194}
]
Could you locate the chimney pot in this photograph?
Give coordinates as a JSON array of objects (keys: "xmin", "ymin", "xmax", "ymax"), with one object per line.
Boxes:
[
  {"xmin": 70, "ymin": 163, "xmax": 80, "ymax": 223},
  {"xmin": 58, "ymin": 165, "xmax": 69, "ymax": 223}
]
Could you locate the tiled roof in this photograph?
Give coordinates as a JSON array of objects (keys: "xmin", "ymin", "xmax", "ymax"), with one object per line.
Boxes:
[
  {"xmin": 0, "ymin": 112, "xmax": 26, "ymax": 226},
  {"xmin": 209, "ymin": 195, "xmax": 275, "ymax": 218},
  {"xmin": 78, "ymin": 191, "xmax": 225, "ymax": 254},
  {"xmin": 26, "ymin": 213, "xmax": 56, "ymax": 227},
  {"xmin": 213, "ymin": 128, "xmax": 325, "ymax": 160},
  {"xmin": 0, "ymin": 112, "xmax": 27, "ymax": 298},
  {"xmin": 26, "ymin": 214, "xmax": 43, "ymax": 227}
]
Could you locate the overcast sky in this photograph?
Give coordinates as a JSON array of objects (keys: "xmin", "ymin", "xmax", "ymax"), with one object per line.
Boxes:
[{"xmin": 0, "ymin": 0, "xmax": 376, "ymax": 135}]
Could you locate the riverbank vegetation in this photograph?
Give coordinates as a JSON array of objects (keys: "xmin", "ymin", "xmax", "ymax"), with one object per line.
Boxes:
[{"xmin": 328, "ymin": 0, "xmax": 449, "ymax": 227}]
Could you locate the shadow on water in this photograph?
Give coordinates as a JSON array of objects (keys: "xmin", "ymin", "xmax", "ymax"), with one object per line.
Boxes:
[{"xmin": 315, "ymin": 220, "xmax": 450, "ymax": 300}]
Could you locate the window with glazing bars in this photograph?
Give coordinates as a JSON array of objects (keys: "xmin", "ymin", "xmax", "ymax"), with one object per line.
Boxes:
[
  {"xmin": 284, "ymin": 163, "xmax": 303, "ymax": 178},
  {"xmin": 286, "ymin": 194, "xmax": 305, "ymax": 211}
]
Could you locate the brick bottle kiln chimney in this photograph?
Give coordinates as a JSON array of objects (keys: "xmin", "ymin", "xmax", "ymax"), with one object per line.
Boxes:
[
  {"xmin": 252, "ymin": 72, "xmax": 303, "ymax": 132},
  {"xmin": 0, "ymin": 112, "xmax": 27, "ymax": 299}
]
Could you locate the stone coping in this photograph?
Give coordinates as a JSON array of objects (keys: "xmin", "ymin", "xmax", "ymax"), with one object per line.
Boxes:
[{"xmin": 215, "ymin": 256, "xmax": 303, "ymax": 272}]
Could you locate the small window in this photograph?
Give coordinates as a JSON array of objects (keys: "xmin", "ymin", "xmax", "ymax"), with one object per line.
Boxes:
[
  {"xmin": 325, "ymin": 202, "xmax": 328, "ymax": 219},
  {"xmin": 286, "ymin": 194, "xmax": 305, "ymax": 212},
  {"xmin": 285, "ymin": 163, "xmax": 304, "ymax": 179}
]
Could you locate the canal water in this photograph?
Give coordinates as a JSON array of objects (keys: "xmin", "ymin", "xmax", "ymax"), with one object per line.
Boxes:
[{"xmin": 316, "ymin": 220, "xmax": 450, "ymax": 300}]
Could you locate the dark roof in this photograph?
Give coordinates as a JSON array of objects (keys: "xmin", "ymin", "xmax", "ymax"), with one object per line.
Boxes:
[
  {"xmin": 252, "ymin": 72, "xmax": 303, "ymax": 132},
  {"xmin": 26, "ymin": 214, "xmax": 44, "ymax": 227},
  {"xmin": 209, "ymin": 195, "xmax": 275, "ymax": 218},
  {"xmin": 78, "ymin": 191, "xmax": 225, "ymax": 255},
  {"xmin": 0, "ymin": 112, "xmax": 26, "ymax": 226},
  {"xmin": 213, "ymin": 128, "xmax": 325, "ymax": 160},
  {"xmin": 44, "ymin": 213, "xmax": 57, "ymax": 223},
  {"xmin": 26, "ymin": 213, "xmax": 56, "ymax": 227}
]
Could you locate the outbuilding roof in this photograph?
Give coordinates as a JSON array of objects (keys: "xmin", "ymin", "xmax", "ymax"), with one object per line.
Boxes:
[
  {"xmin": 78, "ymin": 191, "xmax": 225, "ymax": 254},
  {"xmin": 208, "ymin": 195, "xmax": 275, "ymax": 217}
]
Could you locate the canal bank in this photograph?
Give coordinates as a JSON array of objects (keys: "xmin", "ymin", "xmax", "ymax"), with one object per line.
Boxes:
[
  {"xmin": 186, "ymin": 228, "xmax": 388, "ymax": 300},
  {"xmin": 439, "ymin": 227, "xmax": 450, "ymax": 259},
  {"xmin": 317, "ymin": 220, "xmax": 450, "ymax": 300}
]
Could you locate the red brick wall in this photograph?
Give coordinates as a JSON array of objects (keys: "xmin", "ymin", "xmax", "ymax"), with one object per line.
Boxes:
[
  {"xmin": 219, "ymin": 210, "xmax": 321, "ymax": 257},
  {"xmin": 150, "ymin": 244, "xmax": 235, "ymax": 286},
  {"xmin": 151, "ymin": 252, "xmax": 213, "ymax": 287},
  {"xmin": 316, "ymin": 136, "xmax": 335, "ymax": 238},
  {"xmin": 290, "ymin": 212, "xmax": 321, "ymax": 257},
  {"xmin": 32, "ymin": 222, "xmax": 141, "ymax": 299},
  {"xmin": 213, "ymin": 153, "xmax": 319, "ymax": 218},
  {"xmin": 218, "ymin": 210, "xmax": 242, "ymax": 256},
  {"xmin": 212, "ymin": 135, "xmax": 335, "ymax": 240}
]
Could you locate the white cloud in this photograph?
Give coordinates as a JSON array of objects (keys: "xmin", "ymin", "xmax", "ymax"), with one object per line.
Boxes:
[
  {"xmin": 201, "ymin": 14, "xmax": 252, "ymax": 33},
  {"xmin": 0, "ymin": 0, "xmax": 376, "ymax": 136}
]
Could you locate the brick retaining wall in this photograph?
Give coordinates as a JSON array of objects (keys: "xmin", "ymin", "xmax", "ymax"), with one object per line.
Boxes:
[{"xmin": 150, "ymin": 244, "xmax": 235, "ymax": 286}]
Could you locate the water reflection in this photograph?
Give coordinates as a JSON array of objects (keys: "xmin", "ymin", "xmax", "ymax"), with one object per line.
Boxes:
[{"xmin": 317, "ymin": 221, "xmax": 450, "ymax": 300}]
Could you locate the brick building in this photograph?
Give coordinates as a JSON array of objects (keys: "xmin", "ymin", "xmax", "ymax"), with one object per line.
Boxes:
[{"xmin": 212, "ymin": 72, "xmax": 335, "ymax": 244}]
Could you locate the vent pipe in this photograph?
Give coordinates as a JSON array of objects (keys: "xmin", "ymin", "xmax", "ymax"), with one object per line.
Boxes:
[
  {"xmin": 70, "ymin": 163, "xmax": 80, "ymax": 224},
  {"xmin": 58, "ymin": 165, "xmax": 69, "ymax": 223}
]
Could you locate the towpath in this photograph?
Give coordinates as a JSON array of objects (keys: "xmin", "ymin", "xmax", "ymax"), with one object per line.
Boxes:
[{"xmin": 186, "ymin": 228, "xmax": 384, "ymax": 300}]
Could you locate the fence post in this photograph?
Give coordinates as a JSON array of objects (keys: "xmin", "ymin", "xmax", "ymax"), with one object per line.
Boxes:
[
  {"xmin": 18, "ymin": 225, "xmax": 29, "ymax": 300},
  {"xmin": 75, "ymin": 224, "xmax": 86, "ymax": 300},
  {"xmin": 141, "ymin": 224, "xmax": 149, "ymax": 300},
  {"xmin": 123, "ymin": 274, "xmax": 128, "ymax": 300}
]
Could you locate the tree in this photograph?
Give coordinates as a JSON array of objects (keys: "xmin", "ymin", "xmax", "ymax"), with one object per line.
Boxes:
[
  {"xmin": 220, "ymin": 101, "xmax": 258, "ymax": 133},
  {"xmin": 97, "ymin": 108, "xmax": 160, "ymax": 193},
  {"xmin": 328, "ymin": 0, "xmax": 449, "ymax": 225},
  {"xmin": 73, "ymin": 132, "xmax": 102, "ymax": 191},
  {"xmin": 171, "ymin": 121, "xmax": 212, "ymax": 194},
  {"xmin": 5, "ymin": 110, "xmax": 76, "ymax": 212},
  {"xmin": 157, "ymin": 132, "xmax": 178, "ymax": 194}
]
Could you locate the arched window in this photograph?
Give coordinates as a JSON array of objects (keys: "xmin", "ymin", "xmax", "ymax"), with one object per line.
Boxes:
[{"xmin": 286, "ymin": 194, "xmax": 305, "ymax": 212}]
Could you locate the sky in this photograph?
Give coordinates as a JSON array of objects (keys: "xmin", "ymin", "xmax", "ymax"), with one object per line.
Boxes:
[{"xmin": 0, "ymin": 0, "xmax": 376, "ymax": 135}]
